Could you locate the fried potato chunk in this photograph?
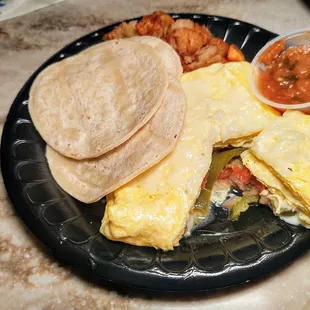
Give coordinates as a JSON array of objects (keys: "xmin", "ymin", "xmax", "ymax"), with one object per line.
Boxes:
[
  {"xmin": 227, "ymin": 44, "xmax": 246, "ymax": 62},
  {"xmin": 209, "ymin": 37, "xmax": 229, "ymax": 57},
  {"xmin": 103, "ymin": 12, "xmax": 246, "ymax": 72},
  {"xmin": 183, "ymin": 45, "xmax": 226, "ymax": 72},
  {"xmin": 136, "ymin": 11, "xmax": 174, "ymax": 38},
  {"xmin": 166, "ymin": 28, "xmax": 207, "ymax": 56},
  {"xmin": 103, "ymin": 21, "xmax": 138, "ymax": 40}
]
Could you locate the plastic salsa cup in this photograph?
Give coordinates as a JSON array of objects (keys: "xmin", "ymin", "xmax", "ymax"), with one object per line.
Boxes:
[{"xmin": 249, "ymin": 28, "xmax": 310, "ymax": 114}]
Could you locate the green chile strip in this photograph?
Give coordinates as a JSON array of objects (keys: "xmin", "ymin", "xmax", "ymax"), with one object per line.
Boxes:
[{"xmin": 195, "ymin": 147, "xmax": 246, "ymax": 215}]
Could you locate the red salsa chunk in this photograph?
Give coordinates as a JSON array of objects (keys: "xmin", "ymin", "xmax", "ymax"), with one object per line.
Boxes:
[
  {"xmin": 258, "ymin": 40, "xmax": 310, "ymax": 104},
  {"xmin": 217, "ymin": 159, "xmax": 266, "ymax": 193}
]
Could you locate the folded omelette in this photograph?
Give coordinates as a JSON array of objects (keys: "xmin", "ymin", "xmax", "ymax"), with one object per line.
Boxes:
[
  {"xmin": 241, "ymin": 110, "xmax": 310, "ymax": 227},
  {"xmin": 101, "ymin": 62, "xmax": 280, "ymax": 251},
  {"xmin": 180, "ymin": 62, "xmax": 280, "ymax": 147}
]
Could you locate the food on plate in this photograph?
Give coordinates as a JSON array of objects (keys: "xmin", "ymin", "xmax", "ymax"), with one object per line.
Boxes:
[
  {"xmin": 166, "ymin": 19, "xmax": 212, "ymax": 56},
  {"xmin": 198, "ymin": 148, "xmax": 267, "ymax": 223},
  {"xmin": 46, "ymin": 79, "xmax": 185, "ymax": 203},
  {"xmin": 227, "ymin": 44, "xmax": 246, "ymax": 62},
  {"xmin": 80, "ymin": 36, "xmax": 183, "ymax": 79},
  {"xmin": 101, "ymin": 91, "xmax": 217, "ymax": 251},
  {"xmin": 103, "ymin": 11, "xmax": 245, "ymax": 72},
  {"xmin": 136, "ymin": 11, "xmax": 174, "ymax": 38},
  {"xmin": 29, "ymin": 40, "xmax": 168, "ymax": 159},
  {"xmin": 129, "ymin": 36, "xmax": 183, "ymax": 79},
  {"xmin": 258, "ymin": 41, "xmax": 310, "ymax": 104},
  {"xmin": 100, "ymin": 62, "xmax": 279, "ymax": 250},
  {"xmin": 241, "ymin": 111, "xmax": 310, "ymax": 226},
  {"xmin": 195, "ymin": 148, "xmax": 247, "ymax": 214},
  {"xmin": 33, "ymin": 13, "xmax": 310, "ymax": 253},
  {"xmin": 181, "ymin": 62, "xmax": 280, "ymax": 147},
  {"xmin": 258, "ymin": 39, "xmax": 286, "ymax": 65},
  {"xmin": 228, "ymin": 195, "xmax": 259, "ymax": 220},
  {"xmin": 104, "ymin": 21, "xmax": 138, "ymax": 40},
  {"xmin": 44, "ymin": 36, "xmax": 184, "ymax": 202}
]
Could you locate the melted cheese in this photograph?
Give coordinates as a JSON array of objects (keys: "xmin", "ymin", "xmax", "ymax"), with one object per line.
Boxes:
[
  {"xmin": 101, "ymin": 90, "xmax": 217, "ymax": 251},
  {"xmin": 181, "ymin": 62, "xmax": 279, "ymax": 146}
]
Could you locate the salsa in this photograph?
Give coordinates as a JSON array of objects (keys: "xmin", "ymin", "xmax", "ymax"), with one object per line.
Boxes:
[{"xmin": 258, "ymin": 40, "xmax": 310, "ymax": 104}]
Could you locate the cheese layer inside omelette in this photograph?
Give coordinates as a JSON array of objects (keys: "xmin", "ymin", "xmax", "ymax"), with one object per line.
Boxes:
[
  {"xmin": 241, "ymin": 110, "xmax": 310, "ymax": 226},
  {"xmin": 181, "ymin": 62, "xmax": 279, "ymax": 147},
  {"xmin": 101, "ymin": 62, "xmax": 280, "ymax": 251}
]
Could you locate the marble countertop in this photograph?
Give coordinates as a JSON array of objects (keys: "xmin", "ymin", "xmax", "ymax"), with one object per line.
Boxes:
[{"xmin": 1, "ymin": 0, "xmax": 310, "ymax": 309}]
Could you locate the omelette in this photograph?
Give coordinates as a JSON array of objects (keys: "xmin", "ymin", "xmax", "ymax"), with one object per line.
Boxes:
[
  {"xmin": 181, "ymin": 62, "xmax": 280, "ymax": 147},
  {"xmin": 101, "ymin": 62, "xmax": 280, "ymax": 251},
  {"xmin": 101, "ymin": 97, "xmax": 217, "ymax": 251},
  {"xmin": 241, "ymin": 111, "xmax": 310, "ymax": 227}
]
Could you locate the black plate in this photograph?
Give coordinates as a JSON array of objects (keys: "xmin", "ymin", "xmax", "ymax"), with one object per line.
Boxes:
[{"xmin": 2, "ymin": 13, "xmax": 310, "ymax": 292}]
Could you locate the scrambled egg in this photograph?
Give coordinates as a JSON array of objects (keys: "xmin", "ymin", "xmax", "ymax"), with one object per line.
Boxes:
[
  {"xmin": 241, "ymin": 111, "xmax": 310, "ymax": 226},
  {"xmin": 101, "ymin": 62, "xmax": 280, "ymax": 251}
]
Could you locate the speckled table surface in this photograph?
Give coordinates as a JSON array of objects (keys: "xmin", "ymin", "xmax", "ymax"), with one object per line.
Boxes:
[{"xmin": 1, "ymin": 0, "xmax": 310, "ymax": 309}]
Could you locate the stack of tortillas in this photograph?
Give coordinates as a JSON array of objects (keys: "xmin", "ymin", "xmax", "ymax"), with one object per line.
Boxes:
[{"xmin": 28, "ymin": 37, "xmax": 185, "ymax": 203}]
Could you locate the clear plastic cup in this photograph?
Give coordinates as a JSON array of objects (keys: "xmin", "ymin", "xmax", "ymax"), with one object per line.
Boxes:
[{"xmin": 249, "ymin": 28, "xmax": 310, "ymax": 114}]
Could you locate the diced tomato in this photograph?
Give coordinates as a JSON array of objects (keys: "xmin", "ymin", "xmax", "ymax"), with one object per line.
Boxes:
[
  {"xmin": 215, "ymin": 158, "xmax": 266, "ymax": 193},
  {"xmin": 231, "ymin": 165, "xmax": 252, "ymax": 184},
  {"xmin": 256, "ymin": 183, "xmax": 267, "ymax": 193},
  {"xmin": 206, "ymin": 154, "xmax": 269, "ymax": 197},
  {"xmin": 218, "ymin": 167, "xmax": 233, "ymax": 180},
  {"xmin": 201, "ymin": 173, "xmax": 209, "ymax": 188},
  {"xmin": 250, "ymin": 178, "xmax": 267, "ymax": 193}
]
